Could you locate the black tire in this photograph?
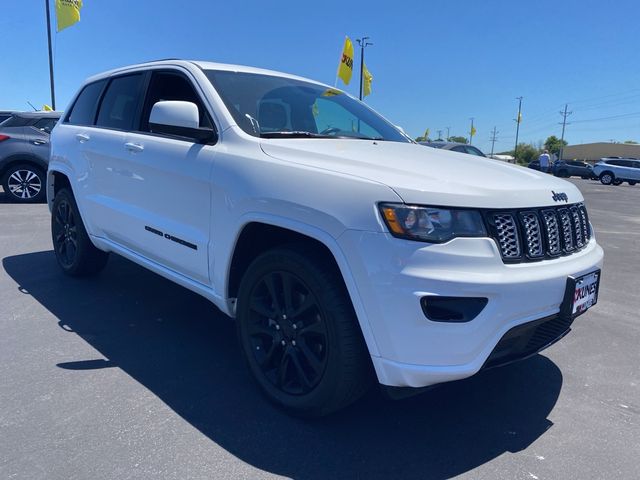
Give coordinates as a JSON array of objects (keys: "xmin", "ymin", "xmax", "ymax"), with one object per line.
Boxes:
[
  {"xmin": 628, "ymin": 181, "xmax": 636, "ymax": 186},
  {"xmin": 599, "ymin": 171, "xmax": 614, "ymax": 185},
  {"xmin": 51, "ymin": 188, "xmax": 109, "ymax": 276},
  {"xmin": 2, "ymin": 163, "xmax": 46, "ymax": 203},
  {"xmin": 236, "ymin": 245, "xmax": 371, "ymax": 416},
  {"xmin": 613, "ymin": 179, "xmax": 623, "ymax": 186}
]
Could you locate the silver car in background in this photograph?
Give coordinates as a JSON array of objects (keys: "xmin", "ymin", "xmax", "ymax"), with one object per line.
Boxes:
[{"xmin": 0, "ymin": 111, "xmax": 61, "ymax": 202}]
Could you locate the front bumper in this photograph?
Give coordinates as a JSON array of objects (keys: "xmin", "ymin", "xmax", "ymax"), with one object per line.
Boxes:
[{"xmin": 337, "ymin": 230, "xmax": 604, "ymax": 388}]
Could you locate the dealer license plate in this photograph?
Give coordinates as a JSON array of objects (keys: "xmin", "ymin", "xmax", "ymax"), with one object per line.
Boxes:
[{"xmin": 568, "ymin": 270, "xmax": 600, "ymax": 316}]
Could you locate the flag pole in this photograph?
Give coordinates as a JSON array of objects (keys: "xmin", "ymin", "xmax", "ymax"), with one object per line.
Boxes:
[{"xmin": 45, "ymin": 0, "xmax": 56, "ymax": 110}]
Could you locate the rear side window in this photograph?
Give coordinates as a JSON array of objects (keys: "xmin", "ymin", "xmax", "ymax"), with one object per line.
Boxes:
[
  {"xmin": 96, "ymin": 74, "xmax": 145, "ymax": 130},
  {"xmin": 67, "ymin": 80, "xmax": 107, "ymax": 125}
]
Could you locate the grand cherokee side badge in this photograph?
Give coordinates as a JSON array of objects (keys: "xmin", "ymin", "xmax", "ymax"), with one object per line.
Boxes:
[{"xmin": 552, "ymin": 191, "xmax": 569, "ymax": 202}]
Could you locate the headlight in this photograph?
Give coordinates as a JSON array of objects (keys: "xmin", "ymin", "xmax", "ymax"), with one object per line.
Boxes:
[{"xmin": 378, "ymin": 203, "xmax": 487, "ymax": 243}]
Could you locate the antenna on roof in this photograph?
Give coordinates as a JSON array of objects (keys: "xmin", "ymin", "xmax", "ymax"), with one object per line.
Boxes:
[{"xmin": 27, "ymin": 101, "xmax": 38, "ymax": 111}]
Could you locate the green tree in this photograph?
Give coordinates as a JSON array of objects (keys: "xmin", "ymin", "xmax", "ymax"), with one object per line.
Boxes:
[
  {"xmin": 448, "ymin": 135, "xmax": 468, "ymax": 144},
  {"xmin": 415, "ymin": 135, "xmax": 430, "ymax": 142},
  {"xmin": 543, "ymin": 135, "xmax": 568, "ymax": 155},
  {"xmin": 512, "ymin": 143, "xmax": 540, "ymax": 164},
  {"xmin": 623, "ymin": 140, "xmax": 638, "ymax": 144}
]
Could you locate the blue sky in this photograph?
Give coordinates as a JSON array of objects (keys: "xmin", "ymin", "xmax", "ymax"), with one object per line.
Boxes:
[{"xmin": 2, "ymin": 0, "xmax": 640, "ymax": 153}]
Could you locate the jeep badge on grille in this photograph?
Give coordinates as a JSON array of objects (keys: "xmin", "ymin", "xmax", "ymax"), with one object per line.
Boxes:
[{"xmin": 552, "ymin": 191, "xmax": 569, "ymax": 202}]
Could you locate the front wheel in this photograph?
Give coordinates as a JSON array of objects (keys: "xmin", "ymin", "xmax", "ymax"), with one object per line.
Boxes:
[
  {"xmin": 2, "ymin": 163, "xmax": 46, "ymax": 203},
  {"xmin": 51, "ymin": 188, "xmax": 109, "ymax": 276},
  {"xmin": 599, "ymin": 172, "xmax": 614, "ymax": 185},
  {"xmin": 236, "ymin": 246, "xmax": 371, "ymax": 416}
]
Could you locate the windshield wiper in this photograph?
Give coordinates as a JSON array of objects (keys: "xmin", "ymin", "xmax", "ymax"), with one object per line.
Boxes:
[
  {"xmin": 260, "ymin": 131, "xmax": 333, "ymax": 139},
  {"xmin": 261, "ymin": 131, "xmax": 386, "ymax": 140}
]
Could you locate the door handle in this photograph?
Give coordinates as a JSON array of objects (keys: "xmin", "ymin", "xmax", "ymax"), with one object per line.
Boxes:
[
  {"xmin": 32, "ymin": 140, "xmax": 48, "ymax": 145},
  {"xmin": 124, "ymin": 142, "xmax": 144, "ymax": 153},
  {"xmin": 75, "ymin": 133, "xmax": 90, "ymax": 142}
]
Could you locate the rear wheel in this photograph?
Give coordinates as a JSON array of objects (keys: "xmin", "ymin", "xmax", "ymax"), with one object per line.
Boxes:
[
  {"xmin": 2, "ymin": 163, "xmax": 46, "ymax": 203},
  {"xmin": 237, "ymin": 245, "xmax": 371, "ymax": 416},
  {"xmin": 51, "ymin": 188, "xmax": 109, "ymax": 276},
  {"xmin": 628, "ymin": 181, "xmax": 636, "ymax": 186},
  {"xmin": 599, "ymin": 172, "xmax": 614, "ymax": 185}
]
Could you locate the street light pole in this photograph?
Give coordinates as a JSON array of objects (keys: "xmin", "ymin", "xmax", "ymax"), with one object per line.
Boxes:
[{"xmin": 514, "ymin": 96, "xmax": 523, "ymax": 163}]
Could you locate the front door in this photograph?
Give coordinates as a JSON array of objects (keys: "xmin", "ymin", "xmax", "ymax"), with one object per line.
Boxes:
[{"xmin": 94, "ymin": 69, "xmax": 216, "ymax": 285}]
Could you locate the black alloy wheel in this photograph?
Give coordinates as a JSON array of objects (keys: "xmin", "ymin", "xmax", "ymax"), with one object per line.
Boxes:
[
  {"xmin": 51, "ymin": 188, "xmax": 109, "ymax": 276},
  {"xmin": 245, "ymin": 270, "xmax": 328, "ymax": 395},
  {"xmin": 237, "ymin": 246, "xmax": 371, "ymax": 416},
  {"xmin": 52, "ymin": 197, "xmax": 78, "ymax": 269}
]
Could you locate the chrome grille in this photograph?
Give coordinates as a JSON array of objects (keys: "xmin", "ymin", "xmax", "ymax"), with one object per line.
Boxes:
[
  {"xmin": 493, "ymin": 213, "xmax": 521, "ymax": 258},
  {"xmin": 488, "ymin": 203, "xmax": 591, "ymax": 263},
  {"xmin": 520, "ymin": 212, "xmax": 543, "ymax": 257}
]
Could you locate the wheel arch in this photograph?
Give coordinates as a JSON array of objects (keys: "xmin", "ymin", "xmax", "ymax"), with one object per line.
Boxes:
[
  {"xmin": 0, "ymin": 154, "xmax": 47, "ymax": 179},
  {"xmin": 46, "ymin": 167, "xmax": 74, "ymax": 210},
  {"xmin": 226, "ymin": 220, "xmax": 380, "ymax": 357}
]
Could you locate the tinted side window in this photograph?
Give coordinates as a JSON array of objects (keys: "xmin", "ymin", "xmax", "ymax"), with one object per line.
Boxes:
[
  {"xmin": 464, "ymin": 146, "xmax": 485, "ymax": 157},
  {"xmin": 67, "ymin": 80, "xmax": 107, "ymax": 125},
  {"xmin": 96, "ymin": 74, "xmax": 145, "ymax": 130},
  {"xmin": 140, "ymin": 71, "xmax": 212, "ymax": 132},
  {"xmin": 608, "ymin": 160, "xmax": 623, "ymax": 166},
  {"xmin": 33, "ymin": 118, "xmax": 59, "ymax": 134},
  {"xmin": 451, "ymin": 145, "xmax": 466, "ymax": 153},
  {"xmin": 1, "ymin": 115, "xmax": 31, "ymax": 127}
]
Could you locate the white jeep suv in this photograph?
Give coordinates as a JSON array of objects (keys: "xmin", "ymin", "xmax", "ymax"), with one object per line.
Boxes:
[{"xmin": 48, "ymin": 60, "xmax": 604, "ymax": 416}]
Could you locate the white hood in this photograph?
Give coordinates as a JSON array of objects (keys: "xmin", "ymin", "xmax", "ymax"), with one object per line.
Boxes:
[{"xmin": 260, "ymin": 139, "xmax": 583, "ymax": 209}]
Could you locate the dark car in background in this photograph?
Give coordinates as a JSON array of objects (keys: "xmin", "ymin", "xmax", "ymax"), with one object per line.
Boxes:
[
  {"xmin": 419, "ymin": 141, "xmax": 487, "ymax": 157},
  {"xmin": 0, "ymin": 111, "xmax": 61, "ymax": 203},
  {"xmin": 552, "ymin": 160, "xmax": 596, "ymax": 179}
]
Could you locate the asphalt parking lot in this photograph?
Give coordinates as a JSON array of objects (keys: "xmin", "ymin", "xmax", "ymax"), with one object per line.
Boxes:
[{"xmin": 0, "ymin": 179, "xmax": 638, "ymax": 480}]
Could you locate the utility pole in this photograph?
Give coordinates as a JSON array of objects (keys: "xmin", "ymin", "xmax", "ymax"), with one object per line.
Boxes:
[
  {"xmin": 355, "ymin": 36, "xmax": 373, "ymax": 101},
  {"xmin": 490, "ymin": 126, "xmax": 499, "ymax": 157},
  {"xmin": 45, "ymin": 0, "xmax": 56, "ymax": 110},
  {"xmin": 559, "ymin": 104, "xmax": 572, "ymax": 161},
  {"xmin": 446, "ymin": 126, "xmax": 451, "ymax": 141},
  {"xmin": 437, "ymin": 129, "xmax": 443, "ymax": 140},
  {"xmin": 513, "ymin": 96, "xmax": 523, "ymax": 163},
  {"xmin": 469, "ymin": 117, "xmax": 475, "ymax": 144}
]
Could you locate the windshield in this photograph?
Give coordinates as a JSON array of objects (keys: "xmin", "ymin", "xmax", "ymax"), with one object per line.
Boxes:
[{"xmin": 205, "ymin": 70, "xmax": 410, "ymax": 143}]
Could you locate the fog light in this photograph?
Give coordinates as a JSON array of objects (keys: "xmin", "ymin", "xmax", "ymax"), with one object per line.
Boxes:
[{"xmin": 420, "ymin": 296, "xmax": 488, "ymax": 323}]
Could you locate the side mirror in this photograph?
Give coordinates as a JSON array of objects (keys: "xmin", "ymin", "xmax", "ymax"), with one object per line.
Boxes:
[{"xmin": 149, "ymin": 100, "xmax": 216, "ymax": 144}]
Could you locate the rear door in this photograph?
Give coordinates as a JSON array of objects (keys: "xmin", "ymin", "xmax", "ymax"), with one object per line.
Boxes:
[
  {"xmin": 96, "ymin": 69, "xmax": 216, "ymax": 285},
  {"xmin": 27, "ymin": 117, "xmax": 58, "ymax": 163}
]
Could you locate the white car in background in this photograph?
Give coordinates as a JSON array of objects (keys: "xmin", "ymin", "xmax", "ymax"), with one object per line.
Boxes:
[
  {"xmin": 48, "ymin": 60, "xmax": 604, "ymax": 416},
  {"xmin": 593, "ymin": 157, "xmax": 640, "ymax": 185}
]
